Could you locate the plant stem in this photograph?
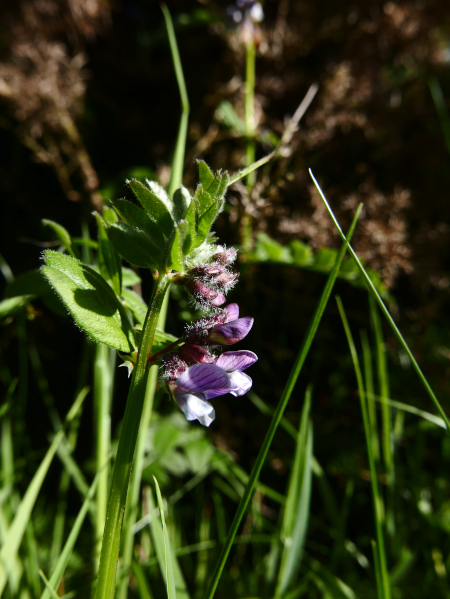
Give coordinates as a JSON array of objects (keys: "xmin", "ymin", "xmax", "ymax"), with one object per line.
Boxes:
[{"xmin": 95, "ymin": 274, "xmax": 170, "ymax": 599}]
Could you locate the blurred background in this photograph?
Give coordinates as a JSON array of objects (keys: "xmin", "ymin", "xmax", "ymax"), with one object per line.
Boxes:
[{"xmin": 2, "ymin": 1, "xmax": 450, "ymax": 597}]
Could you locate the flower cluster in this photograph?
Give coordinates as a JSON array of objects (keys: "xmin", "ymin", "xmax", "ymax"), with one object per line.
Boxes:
[
  {"xmin": 175, "ymin": 246, "xmax": 238, "ymax": 310},
  {"xmin": 162, "ymin": 303, "xmax": 257, "ymax": 427}
]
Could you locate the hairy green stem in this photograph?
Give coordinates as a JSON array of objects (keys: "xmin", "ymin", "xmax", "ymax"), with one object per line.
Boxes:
[{"xmin": 95, "ymin": 274, "xmax": 170, "ymax": 599}]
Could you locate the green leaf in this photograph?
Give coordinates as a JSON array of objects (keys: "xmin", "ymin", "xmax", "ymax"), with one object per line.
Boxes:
[
  {"xmin": 107, "ymin": 222, "xmax": 161, "ymax": 270},
  {"xmin": 127, "ymin": 179, "xmax": 174, "ymax": 238},
  {"xmin": 122, "ymin": 267, "xmax": 141, "ymax": 288},
  {"xmin": 41, "ymin": 219, "xmax": 77, "ymax": 259},
  {"xmin": 0, "ymin": 296, "xmax": 32, "ymax": 319},
  {"xmin": 194, "ymin": 184, "xmax": 214, "ymax": 217},
  {"xmin": 196, "ymin": 200, "xmax": 223, "ymax": 247},
  {"xmin": 183, "ymin": 198, "xmax": 198, "ymax": 254},
  {"xmin": 207, "ymin": 171, "xmax": 224, "ymax": 200},
  {"xmin": 289, "ymin": 240, "xmax": 314, "ymax": 266},
  {"xmin": 102, "ymin": 206, "xmax": 118, "ymax": 224},
  {"xmin": 314, "ymin": 247, "xmax": 337, "ymax": 271},
  {"xmin": 114, "ymin": 199, "xmax": 165, "ymax": 249},
  {"xmin": 121, "ymin": 287, "xmax": 147, "ymax": 325},
  {"xmin": 164, "ymin": 223, "xmax": 185, "ymax": 272},
  {"xmin": 215, "ymin": 100, "xmax": 246, "ymax": 134},
  {"xmin": 94, "ymin": 213, "xmax": 122, "ymax": 295},
  {"xmin": 172, "ymin": 185, "xmax": 191, "ymax": 223},
  {"xmin": 197, "ymin": 159, "xmax": 215, "ymax": 189},
  {"xmin": 41, "ymin": 251, "xmax": 135, "ymax": 352}
]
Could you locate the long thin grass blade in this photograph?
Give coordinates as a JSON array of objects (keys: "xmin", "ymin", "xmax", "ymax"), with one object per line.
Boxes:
[
  {"xmin": 202, "ymin": 204, "xmax": 363, "ymax": 599},
  {"xmin": 146, "ymin": 486, "xmax": 190, "ymax": 599},
  {"xmin": 337, "ymin": 297, "xmax": 390, "ymax": 599},
  {"xmin": 309, "ymin": 168, "xmax": 450, "ymax": 431},
  {"xmin": 275, "ymin": 388, "xmax": 313, "ymax": 597},
  {"xmin": 0, "ymin": 387, "xmax": 88, "ymax": 596},
  {"xmin": 161, "ymin": 4, "xmax": 189, "ymax": 197},
  {"xmin": 152, "ymin": 477, "xmax": 177, "ymax": 599},
  {"xmin": 41, "ymin": 467, "xmax": 103, "ymax": 599}
]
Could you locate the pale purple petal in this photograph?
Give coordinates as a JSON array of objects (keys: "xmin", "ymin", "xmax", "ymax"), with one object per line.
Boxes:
[
  {"xmin": 224, "ymin": 303, "xmax": 239, "ymax": 322},
  {"xmin": 203, "ymin": 385, "xmax": 232, "ymax": 400},
  {"xmin": 209, "ymin": 317, "xmax": 254, "ymax": 345},
  {"xmin": 176, "ymin": 392, "xmax": 216, "ymax": 426},
  {"xmin": 211, "ymin": 292, "xmax": 226, "ymax": 306},
  {"xmin": 176, "ymin": 364, "xmax": 230, "ymax": 394},
  {"xmin": 229, "ymin": 371, "xmax": 253, "ymax": 396},
  {"xmin": 216, "ymin": 350, "xmax": 258, "ymax": 372}
]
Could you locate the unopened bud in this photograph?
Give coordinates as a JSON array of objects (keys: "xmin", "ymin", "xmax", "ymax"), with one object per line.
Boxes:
[
  {"xmin": 162, "ymin": 353, "xmax": 188, "ymax": 382},
  {"xmin": 179, "ymin": 344, "xmax": 216, "ymax": 365},
  {"xmin": 187, "ymin": 279, "xmax": 226, "ymax": 307}
]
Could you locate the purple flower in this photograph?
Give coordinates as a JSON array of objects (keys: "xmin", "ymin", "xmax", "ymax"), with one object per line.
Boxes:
[
  {"xmin": 169, "ymin": 363, "xmax": 232, "ymax": 427},
  {"xmin": 208, "ymin": 303, "xmax": 254, "ymax": 346},
  {"xmin": 184, "ymin": 303, "xmax": 253, "ymax": 347},
  {"xmin": 216, "ymin": 350, "xmax": 258, "ymax": 396}
]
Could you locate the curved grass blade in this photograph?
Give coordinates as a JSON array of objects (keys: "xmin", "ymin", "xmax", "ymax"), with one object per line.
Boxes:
[
  {"xmin": 203, "ymin": 204, "xmax": 363, "ymax": 599},
  {"xmin": 309, "ymin": 169, "xmax": 450, "ymax": 432}
]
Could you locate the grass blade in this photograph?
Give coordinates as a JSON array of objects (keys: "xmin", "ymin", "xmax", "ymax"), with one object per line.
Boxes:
[
  {"xmin": 0, "ymin": 387, "xmax": 88, "ymax": 596},
  {"xmin": 94, "ymin": 344, "xmax": 115, "ymax": 570},
  {"xmin": 202, "ymin": 204, "xmax": 363, "ymax": 599},
  {"xmin": 153, "ymin": 477, "xmax": 176, "ymax": 599},
  {"xmin": 336, "ymin": 297, "xmax": 390, "ymax": 599},
  {"xmin": 161, "ymin": 4, "xmax": 189, "ymax": 197},
  {"xmin": 276, "ymin": 388, "xmax": 313, "ymax": 597},
  {"xmin": 309, "ymin": 169, "xmax": 450, "ymax": 431},
  {"xmin": 41, "ymin": 467, "xmax": 104, "ymax": 599}
]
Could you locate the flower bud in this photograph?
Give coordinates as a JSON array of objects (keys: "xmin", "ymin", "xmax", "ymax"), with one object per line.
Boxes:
[
  {"xmin": 179, "ymin": 344, "xmax": 216, "ymax": 365},
  {"xmin": 162, "ymin": 353, "xmax": 188, "ymax": 382},
  {"xmin": 187, "ymin": 279, "xmax": 226, "ymax": 308},
  {"xmin": 212, "ymin": 247, "xmax": 238, "ymax": 265}
]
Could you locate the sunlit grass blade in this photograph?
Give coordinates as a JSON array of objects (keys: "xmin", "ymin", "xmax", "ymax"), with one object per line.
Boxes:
[
  {"xmin": 228, "ymin": 152, "xmax": 275, "ymax": 186},
  {"xmin": 152, "ymin": 477, "xmax": 177, "ymax": 599},
  {"xmin": 146, "ymin": 485, "xmax": 190, "ymax": 599},
  {"xmin": 276, "ymin": 388, "xmax": 313, "ymax": 597},
  {"xmin": 39, "ymin": 570, "xmax": 61, "ymax": 599},
  {"xmin": 309, "ymin": 168, "xmax": 450, "ymax": 431},
  {"xmin": 161, "ymin": 4, "xmax": 189, "ymax": 197},
  {"xmin": 0, "ymin": 386, "xmax": 88, "ymax": 596},
  {"xmin": 94, "ymin": 344, "xmax": 115, "ymax": 570},
  {"xmin": 336, "ymin": 297, "xmax": 390, "ymax": 599},
  {"xmin": 41, "ymin": 467, "xmax": 104, "ymax": 599},
  {"xmin": 203, "ymin": 204, "xmax": 363, "ymax": 599}
]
